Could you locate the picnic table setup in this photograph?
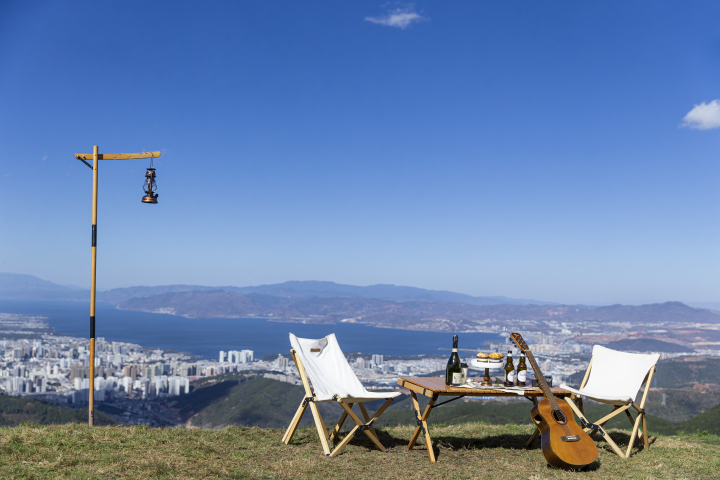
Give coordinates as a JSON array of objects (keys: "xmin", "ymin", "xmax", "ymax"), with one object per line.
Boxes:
[
  {"xmin": 396, "ymin": 375, "xmax": 575, "ymax": 463},
  {"xmin": 281, "ymin": 332, "xmax": 659, "ymax": 471}
]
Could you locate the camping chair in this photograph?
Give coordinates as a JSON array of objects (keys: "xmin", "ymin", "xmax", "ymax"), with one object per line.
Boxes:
[
  {"xmin": 559, "ymin": 345, "xmax": 659, "ymax": 459},
  {"xmin": 281, "ymin": 333, "xmax": 401, "ymax": 457}
]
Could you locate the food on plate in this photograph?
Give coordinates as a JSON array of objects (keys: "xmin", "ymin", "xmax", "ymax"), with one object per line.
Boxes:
[
  {"xmin": 488, "ymin": 352, "xmax": 504, "ymax": 362},
  {"xmin": 476, "ymin": 352, "xmax": 489, "ymax": 359}
]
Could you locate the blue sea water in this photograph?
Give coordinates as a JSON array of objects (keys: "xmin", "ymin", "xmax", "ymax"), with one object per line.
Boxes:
[{"xmin": 0, "ymin": 300, "xmax": 500, "ymax": 360}]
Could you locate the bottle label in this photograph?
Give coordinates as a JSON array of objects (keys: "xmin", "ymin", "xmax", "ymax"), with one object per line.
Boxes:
[
  {"xmin": 452, "ymin": 372, "xmax": 463, "ymax": 384},
  {"xmin": 507, "ymin": 371, "xmax": 515, "ymax": 383},
  {"xmin": 517, "ymin": 370, "xmax": 527, "ymax": 383},
  {"xmin": 452, "ymin": 348, "xmax": 458, "ymax": 352}
]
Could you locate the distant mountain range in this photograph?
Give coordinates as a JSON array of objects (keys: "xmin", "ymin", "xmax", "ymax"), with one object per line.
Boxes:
[
  {"xmin": 2, "ymin": 273, "xmax": 719, "ymax": 330},
  {"xmin": 0, "ymin": 273, "xmax": 554, "ymax": 306},
  {"xmin": 0, "ymin": 273, "xmax": 87, "ymax": 301},
  {"xmin": 116, "ymin": 290, "xmax": 720, "ymax": 329}
]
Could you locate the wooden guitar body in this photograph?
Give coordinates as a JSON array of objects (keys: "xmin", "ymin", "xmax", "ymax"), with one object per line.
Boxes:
[{"xmin": 531, "ymin": 398, "xmax": 598, "ymax": 470}]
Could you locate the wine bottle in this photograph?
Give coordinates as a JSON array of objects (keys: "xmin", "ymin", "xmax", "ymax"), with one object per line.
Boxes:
[
  {"xmin": 504, "ymin": 350, "xmax": 515, "ymax": 387},
  {"xmin": 516, "ymin": 354, "xmax": 527, "ymax": 386},
  {"xmin": 445, "ymin": 335, "xmax": 462, "ymax": 385}
]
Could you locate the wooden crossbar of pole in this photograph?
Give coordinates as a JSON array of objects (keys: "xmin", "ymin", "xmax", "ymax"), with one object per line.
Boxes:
[{"xmin": 75, "ymin": 151, "xmax": 161, "ymax": 161}]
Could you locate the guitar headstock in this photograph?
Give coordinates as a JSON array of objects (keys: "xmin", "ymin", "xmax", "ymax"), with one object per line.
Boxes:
[{"xmin": 510, "ymin": 332, "xmax": 529, "ymax": 353}]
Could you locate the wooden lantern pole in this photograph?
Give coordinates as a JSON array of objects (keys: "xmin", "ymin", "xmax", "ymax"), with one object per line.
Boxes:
[{"xmin": 75, "ymin": 146, "xmax": 161, "ymax": 426}]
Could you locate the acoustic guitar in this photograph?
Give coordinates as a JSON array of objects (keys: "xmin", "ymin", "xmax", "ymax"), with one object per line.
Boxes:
[{"xmin": 510, "ymin": 332, "xmax": 597, "ymax": 470}]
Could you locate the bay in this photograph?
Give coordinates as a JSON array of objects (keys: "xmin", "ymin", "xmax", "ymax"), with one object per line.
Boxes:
[{"xmin": 0, "ymin": 300, "xmax": 499, "ymax": 360}]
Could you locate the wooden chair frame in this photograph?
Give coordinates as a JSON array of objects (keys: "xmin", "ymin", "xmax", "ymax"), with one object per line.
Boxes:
[
  {"xmin": 281, "ymin": 349, "xmax": 395, "ymax": 457},
  {"xmin": 563, "ymin": 357, "xmax": 657, "ymax": 459}
]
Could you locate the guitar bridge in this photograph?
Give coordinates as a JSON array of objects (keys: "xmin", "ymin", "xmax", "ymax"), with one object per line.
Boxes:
[{"xmin": 561, "ymin": 435, "xmax": 580, "ymax": 442}]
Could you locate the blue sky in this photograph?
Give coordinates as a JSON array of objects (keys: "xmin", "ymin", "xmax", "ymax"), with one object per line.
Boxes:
[{"xmin": 1, "ymin": 1, "xmax": 719, "ymax": 305}]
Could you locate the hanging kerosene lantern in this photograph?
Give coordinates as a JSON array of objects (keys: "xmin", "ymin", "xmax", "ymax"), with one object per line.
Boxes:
[{"xmin": 141, "ymin": 165, "xmax": 158, "ymax": 204}]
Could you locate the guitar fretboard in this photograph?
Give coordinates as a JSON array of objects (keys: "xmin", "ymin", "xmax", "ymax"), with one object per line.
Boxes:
[{"xmin": 525, "ymin": 350, "xmax": 560, "ymax": 411}]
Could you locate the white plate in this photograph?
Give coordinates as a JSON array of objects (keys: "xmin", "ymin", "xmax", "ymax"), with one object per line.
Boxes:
[{"xmin": 470, "ymin": 359, "xmax": 505, "ymax": 370}]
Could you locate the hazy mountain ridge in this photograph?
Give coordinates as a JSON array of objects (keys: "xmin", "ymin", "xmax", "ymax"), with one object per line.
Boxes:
[
  {"xmin": 0, "ymin": 273, "xmax": 554, "ymax": 306},
  {"xmin": 116, "ymin": 289, "xmax": 720, "ymax": 329},
  {"xmin": 0, "ymin": 273, "xmax": 87, "ymax": 301},
  {"xmin": 4, "ymin": 273, "xmax": 719, "ymax": 330}
]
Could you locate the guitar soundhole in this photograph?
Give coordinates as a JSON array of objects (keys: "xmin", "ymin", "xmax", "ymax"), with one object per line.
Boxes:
[{"xmin": 552, "ymin": 410, "xmax": 567, "ymax": 424}]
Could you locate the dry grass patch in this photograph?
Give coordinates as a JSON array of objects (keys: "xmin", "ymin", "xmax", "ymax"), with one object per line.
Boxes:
[{"xmin": 0, "ymin": 422, "xmax": 716, "ymax": 479}]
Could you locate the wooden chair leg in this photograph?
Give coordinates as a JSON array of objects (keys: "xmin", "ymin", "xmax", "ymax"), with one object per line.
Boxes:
[
  {"xmin": 341, "ymin": 402, "xmax": 386, "ymax": 451},
  {"xmin": 329, "ymin": 400, "xmax": 386, "ymax": 456},
  {"xmin": 330, "ymin": 424, "xmax": 359, "ymax": 457},
  {"xmin": 642, "ymin": 413, "xmax": 649, "ymax": 450},
  {"xmin": 625, "ymin": 411, "xmax": 643, "ymax": 458},
  {"xmin": 309, "ymin": 402, "xmax": 331, "ymax": 455},
  {"xmin": 328, "ymin": 398, "xmax": 395, "ymax": 457},
  {"xmin": 602, "ymin": 427, "xmax": 628, "ymax": 459},
  {"xmin": 625, "ymin": 409, "xmax": 636, "ymax": 429},
  {"xmin": 565, "ymin": 398, "xmax": 627, "ymax": 458},
  {"xmin": 358, "ymin": 403, "xmax": 378, "ymax": 439},
  {"xmin": 282, "ymin": 402, "xmax": 308, "ymax": 444},
  {"xmin": 329, "ymin": 403, "xmax": 353, "ymax": 441}
]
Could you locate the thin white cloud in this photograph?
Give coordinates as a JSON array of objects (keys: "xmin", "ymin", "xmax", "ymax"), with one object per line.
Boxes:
[
  {"xmin": 681, "ymin": 100, "xmax": 720, "ymax": 130},
  {"xmin": 41, "ymin": 155, "xmax": 48, "ymax": 161},
  {"xmin": 365, "ymin": 4, "xmax": 427, "ymax": 29}
]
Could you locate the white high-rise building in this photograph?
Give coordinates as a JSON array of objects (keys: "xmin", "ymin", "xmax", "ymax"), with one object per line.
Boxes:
[
  {"xmin": 219, "ymin": 350, "xmax": 226, "ymax": 363},
  {"xmin": 168, "ymin": 376, "xmax": 190, "ymax": 396},
  {"xmin": 371, "ymin": 354, "xmax": 383, "ymax": 366},
  {"xmin": 225, "ymin": 349, "xmax": 253, "ymax": 364}
]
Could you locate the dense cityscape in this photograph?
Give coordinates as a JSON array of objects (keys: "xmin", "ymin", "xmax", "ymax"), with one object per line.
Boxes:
[{"xmin": 3, "ymin": 308, "xmax": 717, "ymax": 427}]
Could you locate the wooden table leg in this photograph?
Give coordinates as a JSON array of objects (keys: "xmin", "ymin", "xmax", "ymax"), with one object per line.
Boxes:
[
  {"xmin": 525, "ymin": 428, "xmax": 540, "ymax": 448},
  {"xmin": 408, "ymin": 392, "xmax": 437, "ymax": 463},
  {"xmin": 524, "ymin": 395, "xmax": 540, "ymax": 448}
]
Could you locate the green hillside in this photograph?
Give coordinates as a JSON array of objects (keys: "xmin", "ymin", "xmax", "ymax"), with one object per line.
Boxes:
[
  {"xmin": 670, "ymin": 403, "xmax": 720, "ymax": 436},
  {"xmin": 0, "ymin": 423, "xmax": 717, "ymax": 478},
  {"xmin": 171, "ymin": 375, "xmax": 714, "ymax": 437},
  {"xmin": 172, "ymin": 376, "xmax": 344, "ymax": 428},
  {"xmin": 0, "ymin": 394, "xmax": 117, "ymax": 426}
]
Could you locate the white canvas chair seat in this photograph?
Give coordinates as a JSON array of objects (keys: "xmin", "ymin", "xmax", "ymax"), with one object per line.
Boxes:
[
  {"xmin": 559, "ymin": 345, "xmax": 659, "ymax": 459},
  {"xmin": 289, "ymin": 333, "xmax": 401, "ymax": 402},
  {"xmin": 559, "ymin": 386, "xmax": 632, "ymax": 406},
  {"xmin": 282, "ymin": 333, "xmax": 400, "ymax": 457}
]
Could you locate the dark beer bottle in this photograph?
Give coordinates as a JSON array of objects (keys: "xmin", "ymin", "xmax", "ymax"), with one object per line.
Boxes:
[{"xmin": 445, "ymin": 335, "xmax": 462, "ymax": 385}]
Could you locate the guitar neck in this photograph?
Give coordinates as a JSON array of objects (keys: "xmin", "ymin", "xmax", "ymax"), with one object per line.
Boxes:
[{"xmin": 525, "ymin": 350, "xmax": 559, "ymax": 409}]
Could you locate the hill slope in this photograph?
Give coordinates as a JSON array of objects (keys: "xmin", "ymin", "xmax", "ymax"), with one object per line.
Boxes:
[
  {"xmin": 171, "ymin": 375, "xmax": 715, "ymax": 437},
  {"xmin": 0, "ymin": 394, "xmax": 117, "ymax": 426},
  {"xmin": 100, "ymin": 280, "xmax": 553, "ymax": 306},
  {"xmin": 0, "ymin": 273, "xmax": 87, "ymax": 301},
  {"xmin": 0, "ymin": 423, "xmax": 716, "ymax": 478}
]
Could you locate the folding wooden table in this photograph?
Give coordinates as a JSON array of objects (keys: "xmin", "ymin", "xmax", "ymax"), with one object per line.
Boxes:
[{"xmin": 396, "ymin": 376, "xmax": 577, "ymax": 463}]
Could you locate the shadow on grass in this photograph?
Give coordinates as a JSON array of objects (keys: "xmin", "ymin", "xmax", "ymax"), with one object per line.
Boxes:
[
  {"xmin": 326, "ymin": 427, "xmax": 655, "ymax": 469},
  {"xmin": 592, "ymin": 430, "xmax": 657, "ymax": 458}
]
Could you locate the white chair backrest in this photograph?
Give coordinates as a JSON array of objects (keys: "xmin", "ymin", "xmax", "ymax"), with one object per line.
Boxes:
[
  {"xmin": 290, "ymin": 333, "xmax": 368, "ymax": 401},
  {"xmin": 583, "ymin": 345, "xmax": 659, "ymax": 400}
]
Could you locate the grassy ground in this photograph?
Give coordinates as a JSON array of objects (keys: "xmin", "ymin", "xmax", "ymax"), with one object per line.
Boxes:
[{"xmin": 0, "ymin": 422, "xmax": 717, "ymax": 479}]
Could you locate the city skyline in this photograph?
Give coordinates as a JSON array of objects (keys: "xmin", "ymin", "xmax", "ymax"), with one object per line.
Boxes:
[{"xmin": 1, "ymin": 2, "xmax": 719, "ymax": 305}]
